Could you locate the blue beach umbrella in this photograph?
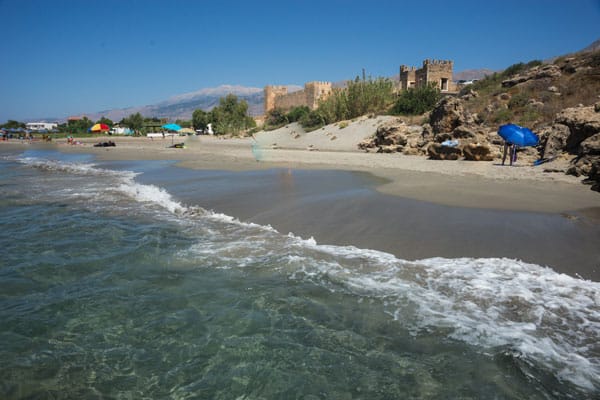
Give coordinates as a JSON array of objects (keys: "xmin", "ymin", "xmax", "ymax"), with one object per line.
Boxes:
[
  {"xmin": 162, "ymin": 123, "xmax": 181, "ymax": 131},
  {"xmin": 498, "ymin": 124, "xmax": 539, "ymax": 147}
]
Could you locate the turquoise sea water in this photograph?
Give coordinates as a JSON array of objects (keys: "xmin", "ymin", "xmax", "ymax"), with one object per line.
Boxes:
[{"xmin": 1, "ymin": 149, "xmax": 599, "ymax": 399}]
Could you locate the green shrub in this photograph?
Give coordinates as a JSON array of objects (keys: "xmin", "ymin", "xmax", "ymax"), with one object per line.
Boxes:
[
  {"xmin": 492, "ymin": 108, "xmax": 512, "ymax": 123},
  {"xmin": 264, "ymin": 108, "xmax": 288, "ymax": 130},
  {"xmin": 391, "ymin": 82, "xmax": 441, "ymax": 115},
  {"xmin": 299, "ymin": 75, "xmax": 395, "ymax": 130},
  {"xmin": 508, "ymin": 92, "xmax": 529, "ymax": 109},
  {"xmin": 286, "ymin": 106, "xmax": 310, "ymax": 122}
]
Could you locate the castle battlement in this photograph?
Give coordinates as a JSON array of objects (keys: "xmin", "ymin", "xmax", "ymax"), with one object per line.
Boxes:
[{"xmin": 422, "ymin": 59, "xmax": 453, "ymax": 66}]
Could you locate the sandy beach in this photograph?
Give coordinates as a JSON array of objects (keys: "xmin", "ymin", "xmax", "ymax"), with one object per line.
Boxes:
[{"xmin": 10, "ymin": 115, "xmax": 599, "ymax": 214}]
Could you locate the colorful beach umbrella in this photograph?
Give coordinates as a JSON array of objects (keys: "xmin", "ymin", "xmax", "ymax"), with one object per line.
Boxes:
[
  {"xmin": 162, "ymin": 123, "xmax": 181, "ymax": 131},
  {"xmin": 90, "ymin": 123, "xmax": 110, "ymax": 133},
  {"xmin": 498, "ymin": 124, "xmax": 539, "ymax": 147}
]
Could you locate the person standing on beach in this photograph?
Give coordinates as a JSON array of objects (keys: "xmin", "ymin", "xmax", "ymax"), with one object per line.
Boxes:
[{"xmin": 502, "ymin": 141, "xmax": 512, "ymax": 165}]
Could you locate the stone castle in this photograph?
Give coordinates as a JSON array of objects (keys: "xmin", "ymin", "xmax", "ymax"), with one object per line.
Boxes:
[
  {"xmin": 264, "ymin": 81, "xmax": 332, "ymax": 115},
  {"xmin": 400, "ymin": 59, "xmax": 456, "ymax": 92},
  {"xmin": 264, "ymin": 59, "xmax": 456, "ymax": 115}
]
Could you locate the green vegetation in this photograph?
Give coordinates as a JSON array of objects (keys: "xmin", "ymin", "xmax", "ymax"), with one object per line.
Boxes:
[
  {"xmin": 264, "ymin": 106, "xmax": 310, "ymax": 130},
  {"xmin": 120, "ymin": 113, "xmax": 144, "ymax": 134},
  {"xmin": 59, "ymin": 116, "xmax": 93, "ymax": 135},
  {"xmin": 192, "ymin": 94, "xmax": 255, "ymax": 135},
  {"xmin": 210, "ymin": 94, "xmax": 256, "ymax": 135},
  {"xmin": 301, "ymin": 76, "xmax": 395, "ymax": 130},
  {"xmin": 390, "ymin": 82, "xmax": 441, "ymax": 115},
  {"xmin": 96, "ymin": 117, "xmax": 113, "ymax": 127},
  {"xmin": 1, "ymin": 120, "xmax": 26, "ymax": 129},
  {"xmin": 192, "ymin": 109, "xmax": 210, "ymax": 131}
]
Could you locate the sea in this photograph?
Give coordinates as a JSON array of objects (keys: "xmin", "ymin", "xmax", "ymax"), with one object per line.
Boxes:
[{"xmin": 1, "ymin": 148, "xmax": 599, "ymax": 399}]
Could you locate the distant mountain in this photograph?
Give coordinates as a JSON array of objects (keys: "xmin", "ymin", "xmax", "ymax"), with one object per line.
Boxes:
[
  {"xmin": 85, "ymin": 84, "xmax": 305, "ymax": 122},
  {"xmin": 453, "ymin": 69, "xmax": 496, "ymax": 81}
]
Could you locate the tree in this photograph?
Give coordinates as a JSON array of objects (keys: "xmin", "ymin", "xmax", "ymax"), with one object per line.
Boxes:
[
  {"xmin": 209, "ymin": 94, "xmax": 255, "ymax": 135},
  {"xmin": 63, "ymin": 117, "xmax": 93, "ymax": 134},
  {"xmin": 121, "ymin": 112, "xmax": 144, "ymax": 134},
  {"xmin": 1, "ymin": 120, "xmax": 25, "ymax": 129},
  {"xmin": 264, "ymin": 108, "xmax": 288, "ymax": 130},
  {"xmin": 175, "ymin": 119, "xmax": 192, "ymax": 128},
  {"xmin": 96, "ymin": 117, "xmax": 113, "ymax": 127},
  {"xmin": 192, "ymin": 109, "xmax": 209, "ymax": 131}
]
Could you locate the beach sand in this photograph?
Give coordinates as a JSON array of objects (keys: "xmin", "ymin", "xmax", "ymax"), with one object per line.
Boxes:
[{"xmin": 3, "ymin": 120, "xmax": 599, "ymax": 280}]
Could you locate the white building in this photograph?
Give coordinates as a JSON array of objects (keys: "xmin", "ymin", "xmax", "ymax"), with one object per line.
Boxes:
[{"xmin": 26, "ymin": 122, "xmax": 58, "ymax": 131}]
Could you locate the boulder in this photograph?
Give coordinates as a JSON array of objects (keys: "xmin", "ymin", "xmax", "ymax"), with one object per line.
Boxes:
[
  {"xmin": 452, "ymin": 126, "xmax": 477, "ymax": 140},
  {"xmin": 582, "ymin": 158, "xmax": 600, "ymax": 192},
  {"xmin": 462, "ymin": 143, "xmax": 493, "ymax": 161},
  {"xmin": 580, "ymin": 133, "xmax": 600, "ymax": 156},
  {"xmin": 427, "ymin": 143, "xmax": 462, "ymax": 160},
  {"xmin": 539, "ymin": 124, "xmax": 570, "ymax": 158},
  {"xmin": 554, "ymin": 105, "xmax": 600, "ymax": 152},
  {"xmin": 377, "ymin": 145, "xmax": 403, "ymax": 153},
  {"xmin": 434, "ymin": 132, "xmax": 453, "ymax": 143},
  {"xmin": 566, "ymin": 155, "xmax": 599, "ymax": 177},
  {"xmin": 429, "ymin": 97, "xmax": 466, "ymax": 134}
]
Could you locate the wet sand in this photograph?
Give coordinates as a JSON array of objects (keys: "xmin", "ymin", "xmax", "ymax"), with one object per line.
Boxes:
[
  {"xmin": 130, "ymin": 165, "xmax": 600, "ymax": 282},
  {"xmin": 2, "ymin": 134, "xmax": 599, "ymax": 280}
]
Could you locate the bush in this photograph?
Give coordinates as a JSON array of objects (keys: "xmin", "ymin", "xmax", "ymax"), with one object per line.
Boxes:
[
  {"xmin": 264, "ymin": 108, "xmax": 288, "ymax": 130},
  {"xmin": 391, "ymin": 82, "xmax": 441, "ymax": 115},
  {"xmin": 300, "ymin": 110, "xmax": 329, "ymax": 131},
  {"xmin": 299, "ymin": 75, "xmax": 395, "ymax": 130},
  {"xmin": 286, "ymin": 106, "xmax": 310, "ymax": 122}
]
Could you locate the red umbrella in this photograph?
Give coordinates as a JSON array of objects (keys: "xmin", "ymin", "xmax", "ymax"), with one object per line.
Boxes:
[{"xmin": 90, "ymin": 123, "xmax": 110, "ymax": 133}]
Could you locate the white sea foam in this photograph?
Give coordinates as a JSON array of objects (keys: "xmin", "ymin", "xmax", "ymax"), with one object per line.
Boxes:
[{"xmin": 15, "ymin": 154, "xmax": 600, "ymax": 391}]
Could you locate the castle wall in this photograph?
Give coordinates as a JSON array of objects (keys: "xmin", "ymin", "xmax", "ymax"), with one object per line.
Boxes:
[
  {"xmin": 264, "ymin": 81, "xmax": 332, "ymax": 114},
  {"xmin": 264, "ymin": 85, "xmax": 288, "ymax": 115},
  {"xmin": 275, "ymin": 89, "xmax": 307, "ymax": 110}
]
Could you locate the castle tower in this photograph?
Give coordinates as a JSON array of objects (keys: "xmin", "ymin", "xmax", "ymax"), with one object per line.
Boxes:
[
  {"xmin": 399, "ymin": 65, "xmax": 416, "ymax": 90},
  {"xmin": 264, "ymin": 85, "xmax": 288, "ymax": 114},
  {"xmin": 420, "ymin": 59, "xmax": 454, "ymax": 91},
  {"xmin": 304, "ymin": 81, "xmax": 332, "ymax": 110}
]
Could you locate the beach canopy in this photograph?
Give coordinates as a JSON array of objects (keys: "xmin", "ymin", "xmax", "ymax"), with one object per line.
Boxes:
[
  {"xmin": 90, "ymin": 123, "xmax": 110, "ymax": 133},
  {"xmin": 498, "ymin": 124, "xmax": 539, "ymax": 147},
  {"xmin": 178, "ymin": 127, "xmax": 195, "ymax": 134},
  {"xmin": 162, "ymin": 123, "xmax": 181, "ymax": 131}
]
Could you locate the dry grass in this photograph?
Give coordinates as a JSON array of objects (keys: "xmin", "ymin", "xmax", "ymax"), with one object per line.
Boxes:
[{"xmin": 462, "ymin": 50, "xmax": 600, "ymax": 129}]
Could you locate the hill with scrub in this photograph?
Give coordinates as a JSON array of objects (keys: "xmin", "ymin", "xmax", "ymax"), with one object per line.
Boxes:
[{"xmin": 354, "ymin": 47, "xmax": 600, "ymax": 191}]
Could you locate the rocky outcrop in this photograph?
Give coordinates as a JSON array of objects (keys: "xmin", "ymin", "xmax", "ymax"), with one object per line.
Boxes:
[
  {"xmin": 582, "ymin": 159, "xmax": 600, "ymax": 192},
  {"xmin": 462, "ymin": 143, "xmax": 493, "ymax": 161},
  {"xmin": 429, "ymin": 97, "xmax": 466, "ymax": 134},
  {"xmin": 580, "ymin": 133, "xmax": 600, "ymax": 156},
  {"xmin": 358, "ymin": 119, "xmax": 407, "ymax": 152},
  {"xmin": 554, "ymin": 104, "xmax": 600, "ymax": 152},
  {"xmin": 501, "ymin": 64, "xmax": 562, "ymax": 87},
  {"xmin": 539, "ymin": 124, "xmax": 570, "ymax": 158},
  {"xmin": 427, "ymin": 143, "xmax": 462, "ymax": 160}
]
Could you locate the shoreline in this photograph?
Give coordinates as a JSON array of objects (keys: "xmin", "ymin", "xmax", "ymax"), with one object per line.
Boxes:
[
  {"xmin": 3, "ymin": 136, "xmax": 599, "ymax": 280},
  {"xmin": 3, "ymin": 133, "xmax": 599, "ymax": 215}
]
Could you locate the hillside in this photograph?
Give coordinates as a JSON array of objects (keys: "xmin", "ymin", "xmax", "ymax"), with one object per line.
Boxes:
[{"xmin": 360, "ymin": 48, "xmax": 600, "ymax": 191}]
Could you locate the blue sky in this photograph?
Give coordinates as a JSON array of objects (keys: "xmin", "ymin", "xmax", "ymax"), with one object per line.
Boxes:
[{"xmin": 1, "ymin": 0, "xmax": 599, "ymax": 122}]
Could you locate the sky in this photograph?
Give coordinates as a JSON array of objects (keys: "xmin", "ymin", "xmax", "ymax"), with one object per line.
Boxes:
[{"xmin": 1, "ymin": 0, "xmax": 599, "ymax": 122}]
